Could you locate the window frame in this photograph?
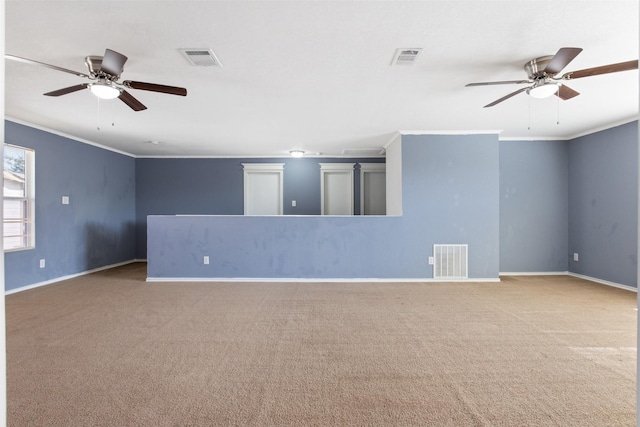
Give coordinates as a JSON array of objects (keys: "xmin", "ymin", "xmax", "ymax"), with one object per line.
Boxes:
[{"xmin": 3, "ymin": 143, "xmax": 35, "ymax": 252}]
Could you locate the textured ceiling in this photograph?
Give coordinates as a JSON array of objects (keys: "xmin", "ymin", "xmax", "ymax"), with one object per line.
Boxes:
[{"xmin": 5, "ymin": 0, "xmax": 639, "ymax": 157}]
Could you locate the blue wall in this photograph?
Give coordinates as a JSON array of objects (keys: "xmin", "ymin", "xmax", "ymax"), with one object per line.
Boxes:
[
  {"xmin": 4, "ymin": 120, "xmax": 637, "ymax": 288},
  {"xmin": 401, "ymin": 134, "xmax": 500, "ymax": 278},
  {"xmin": 499, "ymin": 140, "xmax": 569, "ymax": 273},
  {"xmin": 147, "ymin": 133, "xmax": 501, "ymax": 280},
  {"xmin": 568, "ymin": 121, "xmax": 638, "ymax": 287},
  {"xmin": 135, "ymin": 157, "xmax": 384, "ymax": 259},
  {"xmin": 4, "ymin": 121, "xmax": 136, "ymax": 291},
  {"xmin": 148, "ymin": 215, "xmax": 404, "ymax": 278}
]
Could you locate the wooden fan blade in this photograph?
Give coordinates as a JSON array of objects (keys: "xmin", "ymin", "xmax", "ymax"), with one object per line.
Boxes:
[
  {"xmin": 100, "ymin": 49, "xmax": 128, "ymax": 77},
  {"xmin": 44, "ymin": 84, "xmax": 89, "ymax": 96},
  {"xmin": 556, "ymin": 85, "xmax": 580, "ymax": 100},
  {"xmin": 118, "ymin": 90, "xmax": 147, "ymax": 111},
  {"xmin": 5, "ymin": 54, "xmax": 89, "ymax": 78},
  {"xmin": 483, "ymin": 87, "xmax": 529, "ymax": 108},
  {"xmin": 124, "ymin": 80, "xmax": 187, "ymax": 96},
  {"xmin": 544, "ymin": 47, "xmax": 583, "ymax": 75},
  {"xmin": 466, "ymin": 80, "xmax": 530, "ymax": 87},
  {"xmin": 564, "ymin": 60, "xmax": 638, "ymax": 79}
]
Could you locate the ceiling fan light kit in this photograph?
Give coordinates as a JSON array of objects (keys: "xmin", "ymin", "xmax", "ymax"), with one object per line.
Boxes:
[
  {"xmin": 90, "ymin": 81, "xmax": 121, "ymax": 100},
  {"xmin": 466, "ymin": 47, "xmax": 638, "ymax": 108},
  {"xmin": 526, "ymin": 83, "xmax": 559, "ymax": 99},
  {"xmin": 5, "ymin": 48, "xmax": 188, "ymax": 112}
]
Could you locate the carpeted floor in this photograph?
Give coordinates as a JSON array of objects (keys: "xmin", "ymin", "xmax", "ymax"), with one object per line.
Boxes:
[{"xmin": 5, "ymin": 263, "xmax": 637, "ymax": 426}]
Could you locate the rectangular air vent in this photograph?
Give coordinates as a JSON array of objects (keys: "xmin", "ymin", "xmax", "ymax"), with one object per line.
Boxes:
[
  {"xmin": 391, "ymin": 48, "xmax": 423, "ymax": 66},
  {"xmin": 433, "ymin": 244, "xmax": 468, "ymax": 280},
  {"xmin": 179, "ymin": 48, "xmax": 222, "ymax": 67}
]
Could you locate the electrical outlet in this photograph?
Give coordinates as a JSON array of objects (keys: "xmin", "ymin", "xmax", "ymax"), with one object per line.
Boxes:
[
  {"xmin": 292, "ymin": 200, "xmax": 296, "ymax": 207},
  {"xmin": 39, "ymin": 259, "xmax": 45, "ymax": 268},
  {"xmin": 62, "ymin": 196, "xmax": 70, "ymax": 205},
  {"xmin": 573, "ymin": 253, "xmax": 579, "ymax": 262},
  {"xmin": 203, "ymin": 256, "xmax": 210, "ymax": 265},
  {"xmin": 428, "ymin": 256, "xmax": 434, "ymax": 265}
]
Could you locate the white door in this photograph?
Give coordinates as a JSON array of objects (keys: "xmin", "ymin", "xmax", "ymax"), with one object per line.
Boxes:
[
  {"xmin": 320, "ymin": 163, "xmax": 354, "ymax": 215},
  {"xmin": 243, "ymin": 163, "xmax": 284, "ymax": 215},
  {"xmin": 360, "ymin": 163, "xmax": 386, "ymax": 215}
]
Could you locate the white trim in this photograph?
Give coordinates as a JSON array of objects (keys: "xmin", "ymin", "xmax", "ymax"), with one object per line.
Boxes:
[
  {"xmin": 146, "ymin": 276, "xmax": 501, "ymax": 283},
  {"xmin": 241, "ymin": 163, "xmax": 285, "ymax": 171},
  {"xmin": 3, "ymin": 144, "xmax": 36, "ymax": 251},
  {"xmin": 137, "ymin": 154, "xmax": 386, "ymax": 159},
  {"xmin": 319, "ymin": 163, "xmax": 356, "ymax": 171},
  {"xmin": 565, "ymin": 117, "xmax": 639, "ymax": 140},
  {"xmin": 242, "ymin": 163, "xmax": 284, "ymax": 215},
  {"xmin": 383, "ymin": 132, "xmax": 402, "ymax": 150},
  {"xmin": 567, "ymin": 272, "xmax": 637, "ymax": 293},
  {"xmin": 5, "ymin": 117, "xmax": 136, "ymax": 158},
  {"xmin": 499, "ymin": 138, "xmax": 568, "ymax": 143},
  {"xmin": 499, "ymin": 117, "xmax": 638, "ymax": 141},
  {"xmin": 360, "ymin": 163, "xmax": 386, "ymax": 216},
  {"xmin": 321, "ymin": 154, "xmax": 385, "ymax": 158},
  {"xmin": 499, "ymin": 137, "xmax": 568, "ymax": 142},
  {"xmin": 398, "ymin": 119, "xmax": 638, "ymax": 142},
  {"xmin": 400, "ymin": 130, "xmax": 503, "ymax": 135},
  {"xmin": 500, "ymin": 271, "xmax": 637, "ymax": 293},
  {"xmin": 9, "ymin": 116, "xmax": 635, "ymax": 159},
  {"xmin": 5, "ymin": 259, "xmax": 139, "ymax": 295},
  {"xmin": 500, "ymin": 271, "xmax": 569, "ymax": 276},
  {"xmin": 169, "ymin": 213, "xmax": 395, "ymax": 219},
  {"xmin": 320, "ymin": 163, "xmax": 355, "ymax": 215},
  {"xmin": 359, "ymin": 163, "xmax": 386, "ymax": 172}
]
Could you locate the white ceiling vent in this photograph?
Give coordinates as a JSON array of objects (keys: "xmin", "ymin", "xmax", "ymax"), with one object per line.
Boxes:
[
  {"xmin": 391, "ymin": 48, "xmax": 423, "ymax": 66},
  {"xmin": 342, "ymin": 147, "xmax": 386, "ymax": 157},
  {"xmin": 179, "ymin": 48, "xmax": 222, "ymax": 67}
]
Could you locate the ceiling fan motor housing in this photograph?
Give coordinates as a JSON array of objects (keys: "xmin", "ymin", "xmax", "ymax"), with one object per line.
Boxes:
[
  {"xmin": 524, "ymin": 55, "xmax": 555, "ymax": 80},
  {"xmin": 85, "ymin": 56, "xmax": 104, "ymax": 77}
]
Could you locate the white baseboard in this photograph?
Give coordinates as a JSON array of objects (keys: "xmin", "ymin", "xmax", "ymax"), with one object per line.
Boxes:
[
  {"xmin": 500, "ymin": 271, "xmax": 637, "ymax": 293},
  {"xmin": 500, "ymin": 271, "xmax": 569, "ymax": 276},
  {"xmin": 567, "ymin": 272, "xmax": 637, "ymax": 293},
  {"xmin": 146, "ymin": 277, "xmax": 501, "ymax": 283},
  {"xmin": 5, "ymin": 259, "xmax": 141, "ymax": 295},
  {"xmin": 12, "ymin": 264, "xmax": 632, "ymax": 292}
]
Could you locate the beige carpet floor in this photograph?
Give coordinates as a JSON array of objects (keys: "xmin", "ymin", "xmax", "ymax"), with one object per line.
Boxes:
[{"xmin": 6, "ymin": 263, "xmax": 637, "ymax": 426}]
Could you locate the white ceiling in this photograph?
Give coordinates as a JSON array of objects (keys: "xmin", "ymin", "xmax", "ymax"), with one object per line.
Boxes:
[{"xmin": 5, "ymin": 0, "xmax": 639, "ymax": 157}]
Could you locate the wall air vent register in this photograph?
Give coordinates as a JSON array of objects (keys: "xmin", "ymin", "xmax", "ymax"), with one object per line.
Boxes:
[{"xmin": 433, "ymin": 244, "xmax": 468, "ymax": 279}]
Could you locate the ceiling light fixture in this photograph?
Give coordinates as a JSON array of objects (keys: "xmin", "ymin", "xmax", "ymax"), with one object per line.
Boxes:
[
  {"xmin": 90, "ymin": 81, "xmax": 121, "ymax": 100},
  {"xmin": 289, "ymin": 150, "xmax": 305, "ymax": 158},
  {"xmin": 527, "ymin": 82, "xmax": 559, "ymax": 99}
]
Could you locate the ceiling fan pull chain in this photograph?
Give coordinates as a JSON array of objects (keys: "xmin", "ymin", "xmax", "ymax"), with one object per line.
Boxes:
[
  {"xmin": 556, "ymin": 94, "xmax": 560, "ymax": 125},
  {"xmin": 96, "ymin": 98, "xmax": 101, "ymax": 131},
  {"xmin": 527, "ymin": 95, "xmax": 531, "ymax": 131}
]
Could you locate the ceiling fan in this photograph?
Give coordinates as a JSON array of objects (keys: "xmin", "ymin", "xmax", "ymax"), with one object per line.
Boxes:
[
  {"xmin": 465, "ymin": 47, "xmax": 638, "ymax": 108},
  {"xmin": 5, "ymin": 48, "xmax": 187, "ymax": 111}
]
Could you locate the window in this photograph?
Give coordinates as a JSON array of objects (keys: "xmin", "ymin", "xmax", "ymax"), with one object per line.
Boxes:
[{"xmin": 3, "ymin": 144, "xmax": 35, "ymax": 251}]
